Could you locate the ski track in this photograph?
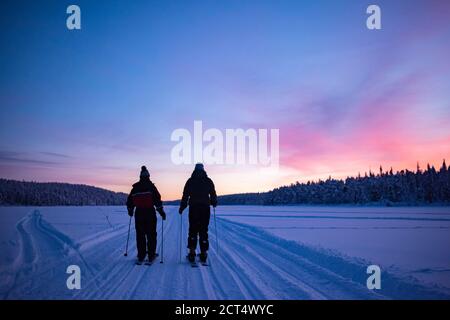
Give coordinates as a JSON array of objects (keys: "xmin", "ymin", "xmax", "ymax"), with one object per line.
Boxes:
[
  {"xmin": 2, "ymin": 208, "xmax": 450, "ymax": 300},
  {"xmin": 2, "ymin": 210, "xmax": 99, "ymax": 299}
]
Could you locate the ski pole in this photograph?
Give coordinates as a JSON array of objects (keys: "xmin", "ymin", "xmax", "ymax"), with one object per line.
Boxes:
[
  {"xmin": 160, "ymin": 219, "xmax": 164, "ymax": 263},
  {"xmin": 213, "ymin": 207, "xmax": 219, "ymax": 254},
  {"xmin": 124, "ymin": 215, "xmax": 132, "ymax": 256}
]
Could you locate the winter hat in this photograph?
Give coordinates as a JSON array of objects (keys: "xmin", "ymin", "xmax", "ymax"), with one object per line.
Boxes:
[
  {"xmin": 140, "ymin": 165, "xmax": 150, "ymax": 178},
  {"xmin": 194, "ymin": 163, "xmax": 204, "ymax": 171}
]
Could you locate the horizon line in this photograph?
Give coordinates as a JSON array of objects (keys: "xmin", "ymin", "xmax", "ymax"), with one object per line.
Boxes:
[{"xmin": 2, "ymin": 158, "xmax": 447, "ymax": 202}]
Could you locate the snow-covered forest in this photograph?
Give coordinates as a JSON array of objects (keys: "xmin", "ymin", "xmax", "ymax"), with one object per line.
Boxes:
[
  {"xmin": 0, "ymin": 179, "xmax": 127, "ymax": 206},
  {"xmin": 219, "ymin": 161, "xmax": 450, "ymax": 206},
  {"xmin": 2, "ymin": 161, "xmax": 450, "ymax": 206}
]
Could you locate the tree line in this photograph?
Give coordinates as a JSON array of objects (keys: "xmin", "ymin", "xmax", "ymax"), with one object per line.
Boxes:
[
  {"xmin": 218, "ymin": 161, "xmax": 450, "ymax": 206},
  {"xmin": 2, "ymin": 160, "xmax": 449, "ymax": 206},
  {"xmin": 0, "ymin": 179, "xmax": 127, "ymax": 206}
]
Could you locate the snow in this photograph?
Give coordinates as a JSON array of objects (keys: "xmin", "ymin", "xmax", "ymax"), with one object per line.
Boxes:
[
  {"xmin": 217, "ymin": 206, "xmax": 450, "ymax": 288},
  {"xmin": 0, "ymin": 205, "xmax": 449, "ymax": 299}
]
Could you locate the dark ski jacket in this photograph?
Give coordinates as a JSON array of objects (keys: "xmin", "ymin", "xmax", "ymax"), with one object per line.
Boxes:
[
  {"xmin": 127, "ymin": 178, "xmax": 163, "ymax": 214},
  {"xmin": 180, "ymin": 169, "xmax": 217, "ymax": 210}
]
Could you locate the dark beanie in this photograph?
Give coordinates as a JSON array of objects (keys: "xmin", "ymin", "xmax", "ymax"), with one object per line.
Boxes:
[
  {"xmin": 194, "ymin": 163, "xmax": 204, "ymax": 171},
  {"xmin": 140, "ymin": 165, "xmax": 150, "ymax": 178}
]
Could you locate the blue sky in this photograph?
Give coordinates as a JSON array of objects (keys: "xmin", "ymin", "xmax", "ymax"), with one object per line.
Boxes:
[{"xmin": 1, "ymin": 0, "xmax": 449, "ymax": 199}]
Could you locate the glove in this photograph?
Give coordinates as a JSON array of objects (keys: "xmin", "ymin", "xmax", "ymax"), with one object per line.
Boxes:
[
  {"xmin": 127, "ymin": 208, "xmax": 134, "ymax": 217},
  {"xmin": 179, "ymin": 203, "xmax": 187, "ymax": 214},
  {"xmin": 157, "ymin": 207, "xmax": 166, "ymax": 220},
  {"xmin": 211, "ymin": 201, "xmax": 217, "ymax": 208}
]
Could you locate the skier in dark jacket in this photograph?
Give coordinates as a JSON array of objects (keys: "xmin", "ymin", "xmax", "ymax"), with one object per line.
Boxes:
[
  {"xmin": 127, "ymin": 166, "xmax": 166, "ymax": 264},
  {"xmin": 179, "ymin": 163, "xmax": 217, "ymax": 263}
]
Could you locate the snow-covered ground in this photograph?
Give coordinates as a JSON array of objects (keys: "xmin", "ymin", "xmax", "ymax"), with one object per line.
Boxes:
[
  {"xmin": 218, "ymin": 206, "xmax": 450, "ymax": 289},
  {"xmin": 0, "ymin": 205, "xmax": 449, "ymax": 300}
]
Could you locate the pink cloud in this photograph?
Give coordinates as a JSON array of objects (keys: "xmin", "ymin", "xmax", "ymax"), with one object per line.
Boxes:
[{"xmin": 279, "ymin": 69, "xmax": 450, "ymax": 181}]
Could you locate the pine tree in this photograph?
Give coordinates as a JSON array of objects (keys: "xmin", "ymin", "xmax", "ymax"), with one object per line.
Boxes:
[{"xmin": 215, "ymin": 161, "xmax": 450, "ymax": 206}]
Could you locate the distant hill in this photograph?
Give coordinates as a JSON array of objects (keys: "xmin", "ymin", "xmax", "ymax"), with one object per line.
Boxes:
[
  {"xmin": 169, "ymin": 161, "xmax": 450, "ymax": 206},
  {"xmin": 0, "ymin": 179, "xmax": 127, "ymax": 206}
]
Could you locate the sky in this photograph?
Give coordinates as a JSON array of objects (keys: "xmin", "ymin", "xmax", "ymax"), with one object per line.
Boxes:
[{"xmin": 1, "ymin": 0, "xmax": 450, "ymax": 200}]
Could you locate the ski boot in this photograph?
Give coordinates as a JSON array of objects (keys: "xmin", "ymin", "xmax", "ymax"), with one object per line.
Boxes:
[
  {"xmin": 199, "ymin": 252, "xmax": 208, "ymax": 263},
  {"xmin": 188, "ymin": 249, "xmax": 196, "ymax": 263},
  {"xmin": 145, "ymin": 253, "xmax": 159, "ymax": 265}
]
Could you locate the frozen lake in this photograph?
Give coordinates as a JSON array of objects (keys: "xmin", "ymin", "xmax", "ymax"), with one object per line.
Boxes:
[
  {"xmin": 216, "ymin": 206, "xmax": 450, "ymax": 288},
  {"xmin": 0, "ymin": 205, "xmax": 449, "ymax": 299}
]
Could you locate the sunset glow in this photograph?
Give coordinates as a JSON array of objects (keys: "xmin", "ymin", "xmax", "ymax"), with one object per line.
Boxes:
[{"xmin": 1, "ymin": 0, "xmax": 449, "ymax": 200}]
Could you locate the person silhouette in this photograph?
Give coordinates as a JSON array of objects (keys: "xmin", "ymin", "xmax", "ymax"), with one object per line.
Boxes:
[
  {"xmin": 179, "ymin": 163, "xmax": 217, "ymax": 263},
  {"xmin": 127, "ymin": 166, "xmax": 166, "ymax": 264}
]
